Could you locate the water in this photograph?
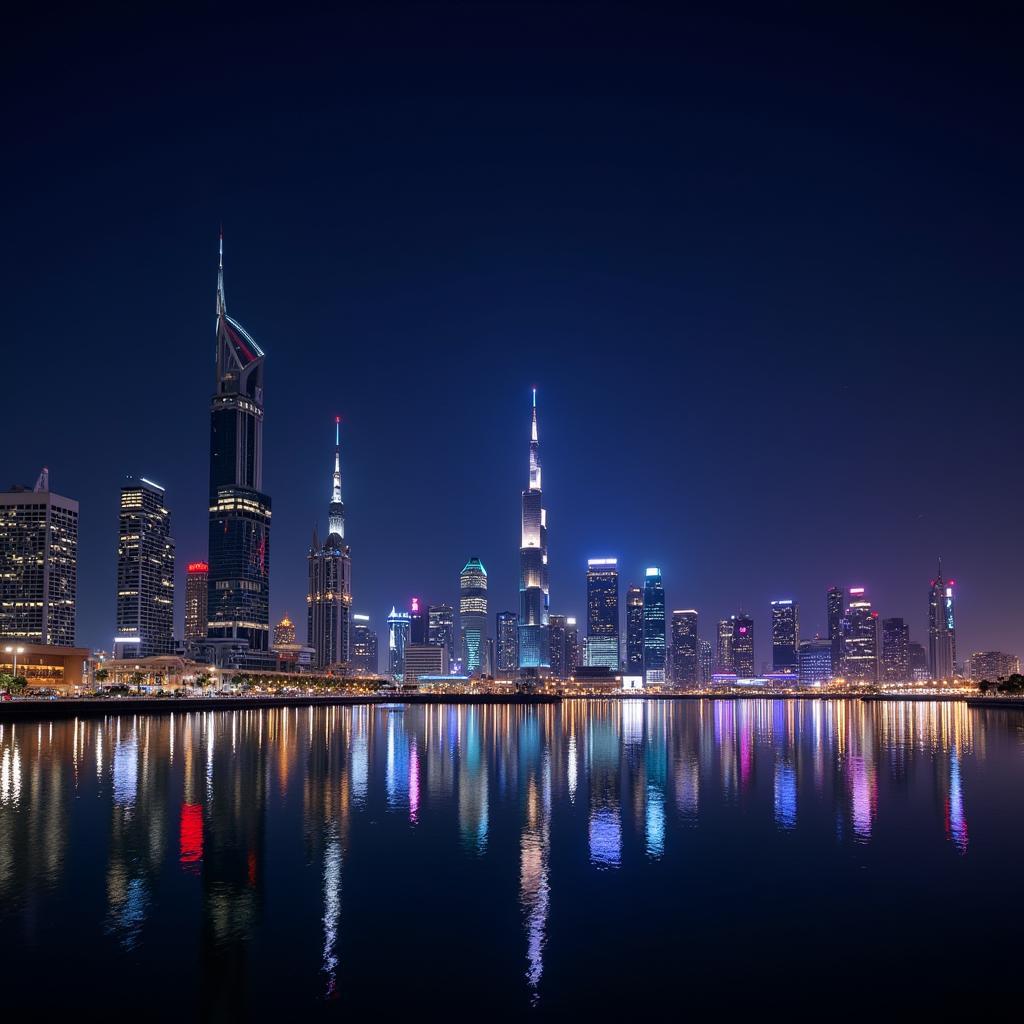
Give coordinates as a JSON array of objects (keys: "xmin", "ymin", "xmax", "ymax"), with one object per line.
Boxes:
[{"xmin": 1, "ymin": 699, "xmax": 1022, "ymax": 1016}]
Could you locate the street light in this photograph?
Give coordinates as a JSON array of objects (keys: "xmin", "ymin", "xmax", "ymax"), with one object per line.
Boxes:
[{"xmin": 4, "ymin": 645, "xmax": 25, "ymax": 678}]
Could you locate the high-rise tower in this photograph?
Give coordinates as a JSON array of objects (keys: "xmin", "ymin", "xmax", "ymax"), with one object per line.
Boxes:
[
  {"xmin": 518, "ymin": 389, "xmax": 550, "ymax": 669},
  {"xmin": 460, "ymin": 557, "xmax": 488, "ymax": 675},
  {"xmin": 307, "ymin": 419, "xmax": 353, "ymax": 670},
  {"xmin": 642, "ymin": 568, "xmax": 666, "ymax": 683},
  {"xmin": 207, "ymin": 233, "xmax": 272, "ymax": 658},
  {"xmin": 586, "ymin": 558, "xmax": 620, "ymax": 668},
  {"xmin": 770, "ymin": 599, "xmax": 799, "ymax": 671},
  {"xmin": 625, "ymin": 584, "xmax": 644, "ymax": 673},
  {"xmin": 928, "ymin": 560, "xmax": 957, "ymax": 680}
]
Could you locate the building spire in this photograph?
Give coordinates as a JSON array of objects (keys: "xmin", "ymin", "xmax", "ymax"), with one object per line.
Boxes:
[
  {"xmin": 216, "ymin": 226, "xmax": 226, "ymax": 319},
  {"xmin": 529, "ymin": 389, "xmax": 541, "ymax": 490},
  {"xmin": 328, "ymin": 417, "xmax": 345, "ymax": 539}
]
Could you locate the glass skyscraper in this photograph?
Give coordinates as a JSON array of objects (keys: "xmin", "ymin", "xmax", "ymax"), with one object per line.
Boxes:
[
  {"xmin": 387, "ymin": 606, "xmax": 411, "ymax": 680},
  {"xmin": 428, "ymin": 603, "xmax": 455, "ymax": 659},
  {"xmin": 625, "ymin": 584, "xmax": 643, "ymax": 673},
  {"xmin": 586, "ymin": 558, "xmax": 619, "ymax": 669},
  {"xmin": 843, "ymin": 587, "xmax": 878, "ymax": 683},
  {"xmin": 770, "ymin": 599, "xmax": 799, "ymax": 671},
  {"xmin": 496, "ymin": 611, "xmax": 519, "ymax": 677},
  {"xmin": 731, "ymin": 613, "xmax": 755, "ymax": 677},
  {"xmin": 460, "ymin": 557, "xmax": 488, "ymax": 675},
  {"xmin": 881, "ymin": 616, "xmax": 909, "ymax": 683},
  {"xmin": 207, "ymin": 234, "xmax": 272, "ymax": 659},
  {"xmin": 351, "ymin": 613, "xmax": 378, "ymax": 675},
  {"xmin": 928, "ymin": 561, "xmax": 956, "ymax": 680},
  {"xmin": 670, "ymin": 609, "xmax": 699, "ymax": 687},
  {"xmin": 642, "ymin": 568, "xmax": 666, "ymax": 682},
  {"xmin": 518, "ymin": 390, "xmax": 550, "ymax": 668},
  {"xmin": 827, "ymin": 586, "xmax": 844, "ymax": 677}
]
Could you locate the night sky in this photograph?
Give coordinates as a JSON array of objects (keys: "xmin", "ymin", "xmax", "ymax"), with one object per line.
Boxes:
[{"xmin": 7, "ymin": 5, "xmax": 1023, "ymax": 664}]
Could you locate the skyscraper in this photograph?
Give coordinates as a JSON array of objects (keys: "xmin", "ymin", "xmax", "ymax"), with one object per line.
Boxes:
[
  {"xmin": 881, "ymin": 617, "xmax": 909, "ymax": 683},
  {"xmin": 670, "ymin": 610, "xmax": 699, "ymax": 687},
  {"xmin": 586, "ymin": 558, "xmax": 620, "ymax": 668},
  {"xmin": 207, "ymin": 234, "xmax": 272, "ymax": 658},
  {"xmin": 428, "ymin": 603, "xmax": 455, "ymax": 658},
  {"xmin": 565, "ymin": 617, "xmax": 580, "ymax": 676},
  {"xmin": 409, "ymin": 596, "xmax": 428, "ymax": 645},
  {"xmin": 496, "ymin": 611, "xmax": 519, "ymax": 677},
  {"xmin": 625, "ymin": 584, "xmax": 644, "ymax": 674},
  {"xmin": 307, "ymin": 420, "xmax": 352, "ymax": 670},
  {"xmin": 770, "ymin": 599, "xmax": 799, "ymax": 671},
  {"xmin": 827, "ymin": 586, "xmax": 844, "ymax": 677},
  {"xmin": 460, "ymin": 557, "xmax": 488, "ymax": 675},
  {"xmin": 843, "ymin": 587, "xmax": 878, "ymax": 684},
  {"xmin": 518, "ymin": 389, "xmax": 550, "ymax": 668},
  {"xmin": 908, "ymin": 641, "xmax": 928, "ymax": 681},
  {"xmin": 698, "ymin": 638, "xmax": 712, "ymax": 685},
  {"xmin": 798, "ymin": 638, "xmax": 832, "ymax": 687},
  {"xmin": 351, "ymin": 614, "xmax": 378, "ymax": 675},
  {"xmin": 184, "ymin": 561, "xmax": 209, "ymax": 646},
  {"xmin": 928, "ymin": 561, "xmax": 957, "ymax": 680},
  {"xmin": 731, "ymin": 613, "xmax": 755, "ymax": 677},
  {"xmin": 642, "ymin": 568, "xmax": 666, "ymax": 683},
  {"xmin": 113, "ymin": 477, "xmax": 175, "ymax": 658},
  {"xmin": 715, "ymin": 619, "xmax": 734, "ymax": 674},
  {"xmin": 549, "ymin": 613, "xmax": 567, "ymax": 678},
  {"xmin": 273, "ymin": 614, "xmax": 296, "ymax": 646},
  {"xmin": 0, "ymin": 469, "xmax": 78, "ymax": 646},
  {"xmin": 387, "ymin": 606, "xmax": 411, "ymax": 680}
]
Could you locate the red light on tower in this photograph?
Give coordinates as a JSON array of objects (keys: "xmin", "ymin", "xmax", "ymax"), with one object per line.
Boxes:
[{"xmin": 187, "ymin": 561, "xmax": 209, "ymax": 574}]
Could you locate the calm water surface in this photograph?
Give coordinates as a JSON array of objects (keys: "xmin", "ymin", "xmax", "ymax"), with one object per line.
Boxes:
[{"xmin": 1, "ymin": 699, "xmax": 1022, "ymax": 1016}]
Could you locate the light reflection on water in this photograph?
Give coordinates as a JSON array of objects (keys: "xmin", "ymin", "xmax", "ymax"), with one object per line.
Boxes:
[{"xmin": 0, "ymin": 699, "xmax": 1021, "ymax": 1014}]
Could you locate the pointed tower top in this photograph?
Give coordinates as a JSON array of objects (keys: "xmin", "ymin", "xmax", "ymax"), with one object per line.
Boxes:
[
  {"xmin": 216, "ymin": 227, "xmax": 226, "ymax": 318},
  {"xmin": 528, "ymin": 389, "xmax": 541, "ymax": 490}
]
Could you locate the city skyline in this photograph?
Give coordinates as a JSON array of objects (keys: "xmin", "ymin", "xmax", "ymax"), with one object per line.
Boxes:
[{"xmin": 6, "ymin": 8, "xmax": 1022, "ymax": 666}]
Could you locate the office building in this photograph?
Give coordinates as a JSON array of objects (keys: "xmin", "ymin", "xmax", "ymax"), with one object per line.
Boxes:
[
  {"xmin": 428, "ymin": 603, "xmax": 455, "ymax": 658},
  {"xmin": 307, "ymin": 420, "xmax": 352, "ymax": 670},
  {"xmin": 799, "ymin": 637, "xmax": 832, "ymax": 687},
  {"xmin": 207, "ymin": 234, "xmax": 272, "ymax": 657},
  {"xmin": 387, "ymin": 606, "xmax": 411, "ymax": 680},
  {"xmin": 565, "ymin": 617, "xmax": 580, "ymax": 675},
  {"xmin": 626, "ymin": 584, "xmax": 643, "ymax": 673},
  {"xmin": 460, "ymin": 557, "xmax": 488, "ymax": 675},
  {"xmin": 0, "ymin": 469, "xmax": 78, "ymax": 647},
  {"xmin": 670, "ymin": 610, "xmax": 699, "ymax": 687},
  {"xmin": 184, "ymin": 561, "xmax": 209, "ymax": 645},
  {"xmin": 273, "ymin": 614, "xmax": 296, "ymax": 647},
  {"xmin": 409, "ymin": 597, "xmax": 428, "ymax": 645},
  {"xmin": 586, "ymin": 558, "xmax": 620, "ymax": 669},
  {"xmin": 716, "ymin": 618, "xmax": 734, "ymax": 674},
  {"xmin": 518, "ymin": 389, "xmax": 550, "ymax": 668},
  {"xmin": 928, "ymin": 561, "xmax": 957, "ymax": 680},
  {"xmin": 549, "ymin": 613, "xmax": 568, "ymax": 678},
  {"xmin": 404, "ymin": 643, "xmax": 449, "ymax": 685},
  {"xmin": 698, "ymin": 638, "xmax": 712, "ymax": 685},
  {"xmin": 114, "ymin": 477, "xmax": 175, "ymax": 658},
  {"xmin": 881, "ymin": 617, "xmax": 909, "ymax": 683},
  {"xmin": 496, "ymin": 611, "xmax": 519, "ymax": 677},
  {"xmin": 969, "ymin": 651, "xmax": 1019, "ymax": 681},
  {"xmin": 827, "ymin": 586, "xmax": 844, "ymax": 677},
  {"xmin": 642, "ymin": 567, "xmax": 666, "ymax": 683},
  {"xmin": 843, "ymin": 587, "xmax": 878, "ymax": 684},
  {"xmin": 731, "ymin": 613, "xmax": 755, "ymax": 677},
  {"xmin": 770, "ymin": 599, "xmax": 799, "ymax": 671},
  {"xmin": 908, "ymin": 641, "xmax": 928, "ymax": 682},
  {"xmin": 351, "ymin": 614, "xmax": 378, "ymax": 675}
]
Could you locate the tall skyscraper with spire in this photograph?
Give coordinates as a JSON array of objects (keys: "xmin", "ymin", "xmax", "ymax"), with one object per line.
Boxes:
[
  {"xmin": 518, "ymin": 389, "xmax": 550, "ymax": 669},
  {"xmin": 928, "ymin": 559, "xmax": 956, "ymax": 680},
  {"xmin": 206, "ymin": 232, "xmax": 273, "ymax": 660},
  {"xmin": 307, "ymin": 418, "xmax": 353, "ymax": 670}
]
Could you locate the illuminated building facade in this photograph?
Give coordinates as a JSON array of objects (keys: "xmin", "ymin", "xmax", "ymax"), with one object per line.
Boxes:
[
  {"xmin": 549, "ymin": 613, "xmax": 567, "ymax": 678},
  {"xmin": 716, "ymin": 618, "xmax": 733, "ymax": 673},
  {"xmin": 969, "ymin": 651, "xmax": 1019, "ymax": 680},
  {"xmin": 731, "ymin": 613, "xmax": 755, "ymax": 677},
  {"xmin": 698, "ymin": 638, "xmax": 712, "ymax": 684},
  {"xmin": 798, "ymin": 637, "xmax": 832, "ymax": 686},
  {"xmin": 460, "ymin": 557, "xmax": 488, "ymax": 675},
  {"xmin": 409, "ymin": 597, "xmax": 428, "ymax": 645},
  {"xmin": 827, "ymin": 586, "xmax": 844, "ymax": 677},
  {"xmin": 586, "ymin": 558, "xmax": 619, "ymax": 669},
  {"xmin": 670, "ymin": 609, "xmax": 699, "ymax": 686},
  {"xmin": 881, "ymin": 617, "xmax": 909, "ymax": 683},
  {"xmin": 565, "ymin": 617, "xmax": 580, "ymax": 675},
  {"xmin": 770, "ymin": 599, "xmax": 799, "ymax": 671},
  {"xmin": 114, "ymin": 477, "xmax": 175, "ymax": 659},
  {"xmin": 626, "ymin": 584, "xmax": 643, "ymax": 673},
  {"xmin": 404, "ymin": 643, "xmax": 449, "ymax": 685},
  {"xmin": 307, "ymin": 420, "xmax": 352, "ymax": 670},
  {"xmin": 642, "ymin": 568, "xmax": 666, "ymax": 683},
  {"xmin": 928, "ymin": 562, "xmax": 957, "ymax": 680},
  {"xmin": 496, "ymin": 611, "xmax": 518, "ymax": 676},
  {"xmin": 351, "ymin": 613, "xmax": 378, "ymax": 675},
  {"xmin": 0, "ymin": 470, "xmax": 78, "ymax": 646},
  {"xmin": 908, "ymin": 641, "xmax": 928, "ymax": 681},
  {"xmin": 207, "ymin": 235, "xmax": 272, "ymax": 657},
  {"xmin": 273, "ymin": 614, "xmax": 296, "ymax": 647},
  {"xmin": 518, "ymin": 389, "xmax": 550, "ymax": 668},
  {"xmin": 843, "ymin": 587, "xmax": 878, "ymax": 683},
  {"xmin": 387, "ymin": 606, "xmax": 411, "ymax": 679},
  {"xmin": 428, "ymin": 603, "xmax": 455, "ymax": 658},
  {"xmin": 184, "ymin": 561, "xmax": 208, "ymax": 645}
]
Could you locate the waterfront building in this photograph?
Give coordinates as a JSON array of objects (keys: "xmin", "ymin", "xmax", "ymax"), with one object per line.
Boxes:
[
  {"xmin": 113, "ymin": 477, "xmax": 175, "ymax": 658},
  {"xmin": 798, "ymin": 637, "xmax": 832, "ymax": 687},
  {"xmin": 843, "ymin": 587, "xmax": 878, "ymax": 684},
  {"xmin": 625, "ymin": 584, "xmax": 643, "ymax": 674},
  {"xmin": 428, "ymin": 603, "xmax": 455, "ymax": 657},
  {"xmin": 907, "ymin": 641, "xmax": 928, "ymax": 682},
  {"xmin": 969, "ymin": 651, "xmax": 1019, "ymax": 681},
  {"xmin": 518, "ymin": 389, "xmax": 550, "ymax": 668},
  {"xmin": 460, "ymin": 557, "xmax": 488, "ymax": 675},
  {"xmin": 387, "ymin": 606, "xmax": 411, "ymax": 679},
  {"xmin": 565, "ymin": 617, "xmax": 580, "ymax": 675},
  {"xmin": 307, "ymin": 420, "xmax": 352, "ymax": 670},
  {"xmin": 549, "ymin": 613, "xmax": 568, "ymax": 678},
  {"xmin": 928, "ymin": 561, "xmax": 957, "ymax": 680},
  {"xmin": 496, "ymin": 611, "xmax": 519, "ymax": 677},
  {"xmin": 715, "ymin": 618, "xmax": 734, "ymax": 674},
  {"xmin": 273, "ymin": 614, "xmax": 296, "ymax": 647},
  {"xmin": 731, "ymin": 613, "xmax": 755, "ymax": 677},
  {"xmin": 881, "ymin": 617, "xmax": 909, "ymax": 683},
  {"xmin": 698, "ymin": 637, "xmax": 712, "ymax": 684},
  {"xmin": 770, "ymin": 599, "xmax": 799, "ymax": 671},
  {"xmin": 827, "ymin": 585, "xmax": 844, "ymax": 677},
  {"xmin": 207, "ymin": 234, "xmax": 272, "ymax": 659},
  {"xmin": 184, "ymin": 561, "xmax": 208, "ymax": 646},
  {"xmin": 408, "ymin": 596, "xmax": 428, "ymax": 645},
  {"xmin": 0, "ymin": 640, "xmax": 89, "ymax": 691},
  {"xmin": 351, "ymin": 614, "xmax": 378, "ymax": 675},
  {"xmin": 642, "ymin": 568, "xmax": 666, "ymax": 684},
  {"xmin": 670, "ymin": 610, "xmax": 699, "ymax": 687},
  {"xmin": 0, "ymin": 469, "xmax": 78, "ymax": 647},
  {"xmin": 586, "ymin": 558, "xmax": 620, "ymax": 669},
  {"xmin": 404, "ymin": 643, "xmax": 449, "ymax": 685}
]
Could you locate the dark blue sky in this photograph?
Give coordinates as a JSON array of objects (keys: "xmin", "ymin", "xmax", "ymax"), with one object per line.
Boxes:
[{"xmin": 6, "ymin": 4, "xmax": 1023, "ymax": 664}]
